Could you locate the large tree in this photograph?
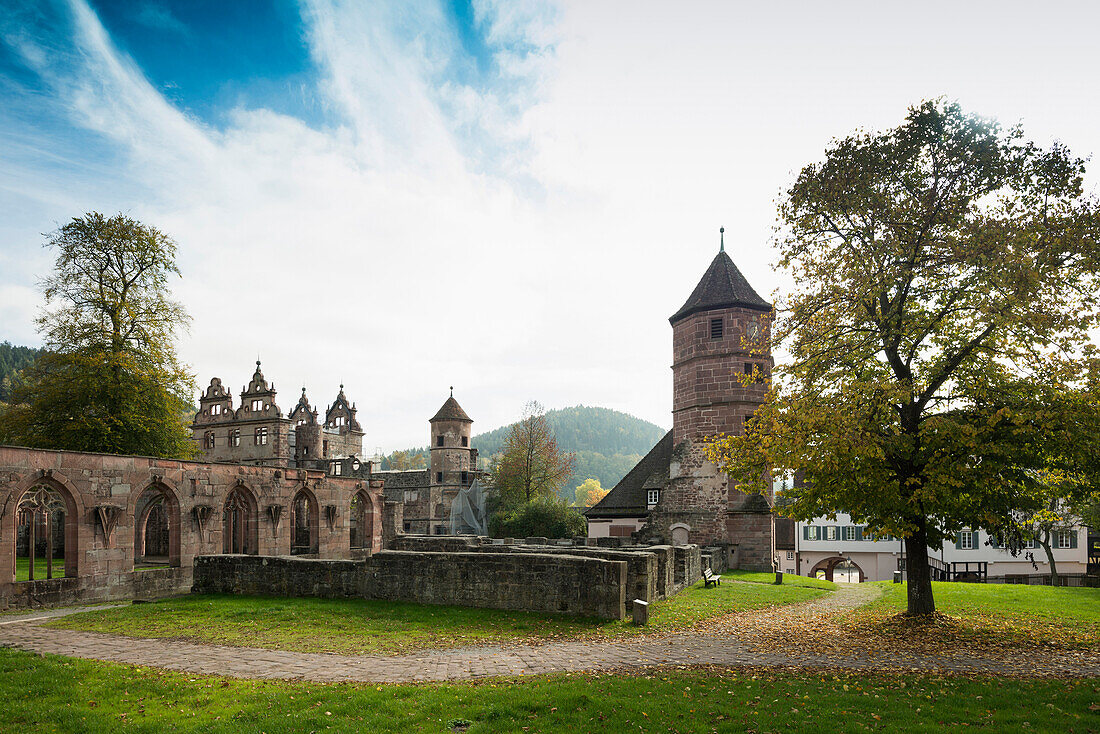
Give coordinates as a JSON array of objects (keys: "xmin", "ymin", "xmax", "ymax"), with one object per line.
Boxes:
[
  {"xmin": 706, "ymin": 101, "xmax": 1100, "ymax": 616},
  {"xmin": 491, "ymin": 401, "xmax": 576, "ymax": 508},
  {"xmin": 0, "ymin": 213, "xmax": 196, "ymax": 458}
]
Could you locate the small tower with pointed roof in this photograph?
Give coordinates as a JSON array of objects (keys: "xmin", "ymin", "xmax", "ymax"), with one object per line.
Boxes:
[{"xmin": 428, "ymin": 388, "xmax": 476, "ymax": 534}]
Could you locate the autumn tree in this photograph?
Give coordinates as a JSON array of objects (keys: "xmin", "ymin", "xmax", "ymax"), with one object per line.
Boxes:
[
  {"xmin": 574, "ymin": 478, "xmax": 609, "ymax": 507},
  {"xmin": 491, "ymin": 401, "xmax": 576, "ymax": 508},
  {"xmin": 0, "ymin": 213, "xmax": 196, "ymax": 458},
  {"xmin": 706, "ymin": 101, "xmax": 1100, "ymax": 616}
]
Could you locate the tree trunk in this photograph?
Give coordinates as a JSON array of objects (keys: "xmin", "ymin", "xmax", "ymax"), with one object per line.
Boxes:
[
  {"xmin": 904, "ymin": 524, "xmax": 936, "ymax": 616},
  {"xmin": 1039, "ymin": 531, "xmax": 1059, "ymax": 587}
]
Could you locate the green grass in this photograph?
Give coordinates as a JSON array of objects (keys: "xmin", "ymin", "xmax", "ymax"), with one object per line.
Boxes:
[
  {"xmin": 0, "ymin": 648, "xmax": 1095, "ymax": 733},
  {"xmin": 48, "ymin": 573, "xmax": 826, "ymax": 655},
  {"xmin": 857, "ymin": 581, "xmax": 1100, "ymax": 646},
  {"xmin": 729, "ymin": 570, "xmax": 838, "ymax": 590},
  {"xmin": 14, "ymin": 556, "xmax": 68, "ymax": 582}
]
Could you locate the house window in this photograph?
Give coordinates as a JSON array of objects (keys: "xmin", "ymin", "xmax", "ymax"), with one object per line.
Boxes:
[
  {"xmin": 403, "ymin": 490, "xmax": 418, "ymax": 503},
  {"xmin": 231, "ymin": 429, "xmax": 240, "ymax": 446},
  {"xmin": 254, "ymin": 427, "xmax": 268, "ymax": 446},
  {"xmin": 710, "ymin": 318, "xmax": 723, "ymax": 339},
  {"xmin": 211, "ymin": 404, "xmax": 222, "ymax": 416},
  {"xmin": 203, "ymin": 431, "xmax": 215, "ymax": 449},
  {"xmin": 826, "ymin": 526, "xmax": 837, "ymax": 541},
  {"xmin": 805, "ymin": 526, "xmax": 819, "ymax": 541},
  {"xmin": 331, "ymin": 462, "xmax": 342, "ymax": 476},
  {"xmin": 251, "ymin": 399, "xmax": 263, "ymax": 411},
  {"xmin": 1056, "ymin": 530, "xmax": 1074, "ymax": 549},
  {"xmin": 958, "ymin": 530, "xmax": 975, "ymax": 550},
  {"xmin": 647, "ymin": 489, "xmax": 660, "ymax": 506},
  {"xmin": 786, "ymin": 550, "xmax": 794, "ymax": 560},
  {"xmin": 436, "ymin": 435, "xmax": 444, "ymax": 447},
  {"xmin": 461, "ymin": 436, "xmax": 468, "ymax": 447},
  {"xmin": 436, "ymin": 472, "xmax": 443, "ymax": 483},
  {"xmin": 844, "ymin": 526, "xmax": 856, "ymax": 541}
]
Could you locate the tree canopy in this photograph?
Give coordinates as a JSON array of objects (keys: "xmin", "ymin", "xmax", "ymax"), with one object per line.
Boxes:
[
  {"xmin": 0, "ymin": 213, "xmax": 196, "ymax": 458},
  {"xmin": 490, "ymin": 401, "xmax": 576, "ymax": 508},
  {"xmin": 706, "ymin": 100, "xmax": 1100, "ymax": 615}
]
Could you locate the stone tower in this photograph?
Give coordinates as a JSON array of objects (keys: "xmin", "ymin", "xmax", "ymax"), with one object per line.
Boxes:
[
  {"xmin": 645, "ymin": 231, "xmax": 776, "ymax": 569},
  {"xmin": 428, "ymin": 390, "xmax": 476, "ymax": 533}
]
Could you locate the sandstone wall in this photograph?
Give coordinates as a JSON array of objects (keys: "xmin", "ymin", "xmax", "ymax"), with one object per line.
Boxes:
[{"xmin": 193, "ymin": 551, "xmax": 627, "ymax": 620}]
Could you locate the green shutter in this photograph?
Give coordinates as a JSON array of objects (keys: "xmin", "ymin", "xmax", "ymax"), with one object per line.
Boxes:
[
  {"xmin": 955, "ymin": 532, "xmax": 963, "ymax": 550},
  {"xmin": 1070, "ymin": 530, "xmax": 1078, "ymax": 549},
  {"xmin": 855, "ymin": 526, "xmax": 864, "ymax": 541},
  {"xmin": 803, "ymin": 526, "xmax": 810, "ymax": 541}
]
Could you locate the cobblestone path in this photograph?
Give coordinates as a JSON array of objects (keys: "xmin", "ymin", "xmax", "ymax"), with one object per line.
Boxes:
[{"xmin": 1, "ymin": 584, "xmax": 1097, "ymax": 682}]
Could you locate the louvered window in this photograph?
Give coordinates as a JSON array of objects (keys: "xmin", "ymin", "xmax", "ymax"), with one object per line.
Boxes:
[{"xmin": 710, "ymin": 318, "xmax": 723, "ymax": 339}]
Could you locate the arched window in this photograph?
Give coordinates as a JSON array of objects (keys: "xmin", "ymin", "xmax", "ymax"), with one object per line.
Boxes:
[
  {"xmin": 291, "ymin": 489, "xmax": 318, "ymax": 555},
  {"xmin": 223, "ymin": 486, "xmax": 258, "ymax": 555},
  {"xmin": 350, "ymin": 491, "xmax": 373, "ymax": 550},
  {"xmin": 13, "ymin": 484, "xmax": 77, "ymax": 582},
  {"xmin": 133, "ymin": 484, "xmax": 181, "ymax": 568}
]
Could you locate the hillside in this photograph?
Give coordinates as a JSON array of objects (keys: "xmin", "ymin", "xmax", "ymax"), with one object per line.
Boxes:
[
  {"xmin": 0, "ymin": 342, "xmax": 42, "ymax": 402},
  {"xmin": 382, "ymin": 405, "xmax": 668, "ymax": 491}
]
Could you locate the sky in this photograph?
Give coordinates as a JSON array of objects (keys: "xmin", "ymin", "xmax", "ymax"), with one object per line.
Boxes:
[{"xmin": 2, "ymin": 0, "xmax": 1099, "ymax": 451}]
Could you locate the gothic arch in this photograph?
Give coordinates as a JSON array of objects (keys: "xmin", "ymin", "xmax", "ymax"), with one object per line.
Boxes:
[
  {"xmin": 223, "ymin": 484, "xmax": 259, "ymax": 555},
  {"xmin": 7, "ymin": 473, "xmax": 83, "ymax": 582},
  {"xmin": 290, "ymin": 486, "xmax": 319, "ymax": 555},
  {"xmin": 131, "ymin": 481, "xmax": 181, "ymax": 568},
  {"xmin": 350, "ymin": 490, "xmax": 374, "ymax": 550}
]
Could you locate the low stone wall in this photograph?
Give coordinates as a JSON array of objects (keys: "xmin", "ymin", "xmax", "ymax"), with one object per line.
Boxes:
[
  {"xmin": 194, "ymin": 551, "xmax": 627, "ymax": 620},
  {"xmin": 1, "ymin": 567, "xmax": 192, "ymax": 610},
  {"xmin": 391, "ymin": 535, "xmax": 660, "ymax": 608},
  {"xmin": 673, "ymin": 545, "xmax": 703, "ymax": 592}
]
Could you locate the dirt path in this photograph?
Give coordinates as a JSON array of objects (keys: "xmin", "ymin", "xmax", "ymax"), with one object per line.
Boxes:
[{"xmin": 1, "ymin": 583, "xmax": 1096, "ymax": 682}]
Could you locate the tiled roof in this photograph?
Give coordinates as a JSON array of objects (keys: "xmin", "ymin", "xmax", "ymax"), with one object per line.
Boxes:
[
  {"xmin": 670, "ymin": 250, "xmax": 771, "ymax": 324},
  {"xmin": 585, "ymin": 430, "xmax": 673, "ymax": 519},
  {"xmin": 431, "ymin": 396, "xmax": 472, "ymax": 423}
]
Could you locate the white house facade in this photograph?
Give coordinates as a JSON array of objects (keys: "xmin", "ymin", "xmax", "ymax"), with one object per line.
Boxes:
[{"xmin": 794, "ymin": 513, "xmax": 1089, "ymax": 582}]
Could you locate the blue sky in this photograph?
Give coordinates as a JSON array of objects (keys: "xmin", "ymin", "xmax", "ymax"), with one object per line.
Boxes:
[{"xmin": 2, "ymin": 0, "xmax": 1100, "ymax": 449}]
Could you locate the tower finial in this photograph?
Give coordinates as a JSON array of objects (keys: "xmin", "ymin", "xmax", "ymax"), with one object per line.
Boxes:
[
  {"xmin": 450, "ymin": 385, "xmax": 454, "ymax": 397},
  {"xmin": 719, "ymin": 226, "xmax": 725, "ymax": 253}
]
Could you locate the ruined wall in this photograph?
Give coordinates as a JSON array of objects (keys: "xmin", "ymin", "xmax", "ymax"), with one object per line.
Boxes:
[
  {"xmin": 0, "ymin": 446, "xmax": 383, "ymax": 610},
  {"xmin": 194, "ymin": 551, "xmax": 627, "ymax": 620}
]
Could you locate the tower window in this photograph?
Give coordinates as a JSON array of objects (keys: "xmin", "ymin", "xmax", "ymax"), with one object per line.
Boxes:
[
  {"xmin": 710, "ymin": 318, "xmax": 723, "ymax": 339},
  {"xmin": 461, "ymin": 436, "xmax": 468, "ymax": 447},
  {"xmin": 461, "ymin": 471, "xmax": 468, "ymax": 485},
  {"xmin": 436, "ymin": 472, "xmax": 443, "ymax": 483},
  {"xmin": 436, "ymin": 435, "xmax": 444, "ymax": 447}
]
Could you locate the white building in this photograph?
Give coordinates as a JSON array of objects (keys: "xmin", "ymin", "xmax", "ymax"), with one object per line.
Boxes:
[{"xmin": 794, "ymin": 513, "xmax": 1089, "ymax": 582}]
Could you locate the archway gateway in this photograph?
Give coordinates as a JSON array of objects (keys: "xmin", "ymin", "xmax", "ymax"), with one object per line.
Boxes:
[
  {"xmin": 291, "ymin": 488, "xmax": 318, "ymax": 555},
  {"xmin": 133, "ymin": 484, "xmax": 182, "ymax": 568},
  {"xmin": 349, "ymin": 490, "xmax": 373, "ymax": 550},
  {"xmin": 809, "ymin": 556, "xmax": 866, "ymax": 583},
  {"xmin": 223, "ymin": 486, "xmax": 258, "ymax": 555}
]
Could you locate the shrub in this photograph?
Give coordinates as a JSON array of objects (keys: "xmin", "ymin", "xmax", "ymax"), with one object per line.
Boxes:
[{"xmin": 488, "ymin": 498, "xmax": 587, "ymax": 539}]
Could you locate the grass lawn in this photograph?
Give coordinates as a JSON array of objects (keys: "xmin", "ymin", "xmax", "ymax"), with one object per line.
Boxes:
[
  {"xmin": 856, "ymin": 581, "xmax": 1100, "ymax": 647},
  {"xmin": 47, "ymin": 572, "xmax": 827, "ymax": 655},
  {"xmin": 729, "ymin": 570, "xmax": 838, "ymax": 590},
  {"xmin": 14, "ymin": 556, "xmax": 68, "ymax": 582},
  {"xmin": 0, "ymin": 648, "xmax": 1095, "ymax": 733}
]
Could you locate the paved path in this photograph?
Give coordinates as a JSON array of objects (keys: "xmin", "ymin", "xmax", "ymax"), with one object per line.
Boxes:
[{"xmin": 1, "ymin": 584, "xmax": 1097, "ymax": 682}]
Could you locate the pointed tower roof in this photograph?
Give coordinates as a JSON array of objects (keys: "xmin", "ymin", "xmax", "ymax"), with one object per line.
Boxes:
[
  {"xmin": 431, "ymin": 394, "xmax": 472, "ymax": 423},
  {"xmin": 669, "ymin": 249, "xmax": 771, "ymax": 325}
]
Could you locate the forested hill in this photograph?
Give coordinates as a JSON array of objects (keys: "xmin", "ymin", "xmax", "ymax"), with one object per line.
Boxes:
[
  {"xmin": 0, "ymin": 342, "xmax": 42, "ymax": 402},
  {"xmin": 471, "ymin": 405, "xmax": 665, "ymax": 459}
]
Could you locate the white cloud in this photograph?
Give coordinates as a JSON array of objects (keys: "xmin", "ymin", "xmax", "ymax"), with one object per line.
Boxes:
[{"xmin": 2, "ymin": 0, "xmax": 1099, "ymax": 450}]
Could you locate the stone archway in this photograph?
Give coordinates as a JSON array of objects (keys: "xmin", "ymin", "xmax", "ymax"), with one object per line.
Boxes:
[
  {"xmin": 10, "ymin": 479, "xmax": 80, "ymax": 582},
  {"xmin": 223, "ymin": 485, "xmax": 258, "ymax": 555},
  {"xmin": 349, "ymin": 490, "xmax": 373, "ymax": 550},
  {"xmin": 291, "ymin": 487, "xmax": 319, "ymax": 555},
  {"xmin": 809, "ymin": 556, "xmax": 866, "ymax": 583},
  {"xmin": 133, "ymin": 483, "xmax": 181, "ymax": 568}
]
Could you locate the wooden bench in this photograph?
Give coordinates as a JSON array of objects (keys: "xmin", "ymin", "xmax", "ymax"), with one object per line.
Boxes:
[{"xmin": 702, "ymin": 568, "xmax": 721, "ymax": 588}]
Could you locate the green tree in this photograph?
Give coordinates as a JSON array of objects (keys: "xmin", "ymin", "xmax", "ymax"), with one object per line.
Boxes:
[
  {"xmin": 0, "ymin": 213, "xmax": 196, "ymax": 458},
  {"xmin": 488, "ymin": 497, "xmax": 588, "ymax": 539},
  {"xmin": 490, "ymin": 401, "xmax": 576, "ymax": 508},
  {"xmin": 706, "ymin": 101, "xmax": 1100, "ymax": 616}
]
